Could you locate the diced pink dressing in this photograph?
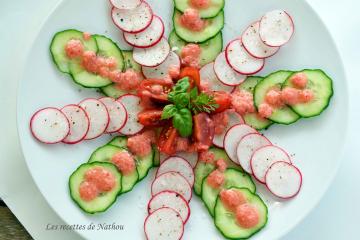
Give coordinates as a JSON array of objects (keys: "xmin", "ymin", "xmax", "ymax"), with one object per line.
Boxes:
[
  {"xmin": 299, "ymin": 89, "xmax": 314, "ymax": 102},
  {"xmin": 265, "ymin": 89, "xmax": 283, "ymax": 107},
  {"xmin": 168, "ymin": 65, "xmax": 180, "ymax": 79},
  {"xmin": 190, "ymin": 0, "xmax": 210, "ymax": 9},
  {"xmin": 291, "ymin": 72, "xmax": 308, "ymax": 89},
  {"xmin": 181, "ymin": 43, "xmax": 202, "ymax": 69},
  {"xmin": 281, "ymin": 87, "xmax": 300, "ymax": 105},
  {"xmin": 212, "ymin": 111, "xmax": 229, "ymax": 135},
  {"xmin": 84, "ymin": 167, "xmax": 116, "ymax": 192},
  {"xmin": 111, "ymin": 69, "xmax": 142, "ymax": 91},
  {"xmin": 220, "ymin": 189, "xmax": 247, "ymax": 212},
  {"xmin": 235, "ymin": 204, "xmax": 260, "ymax": 229},
  {"xmin": 79, "ymin": 181, "xmax": 99, "ymax": 202},
  {"xmin": 258, "ymin": 103, "xmax": 273, "ymax": 119},
  {"xmin": 83, "ymin": 32, "xmax": 92, "ymax": 41},
  {"xmin": 199, "ymin": 150, "xmax": 215, "ymax": 164},
  {"xmin": 231, "ymin": 90, "xmax": 256, "ymax": 115},
  {"xmin": 111, "ymin": 151, "xmax": 136, "ymax": 175},
  {"xmin": 216, "ymin": 158, "xmax": 227, "ymax": 172},
  {"xmin": 180, "ymin": 9, "xmax": 207, "ymax": 32},
  {"xmin": 127, "ymin": 131, "xmax": 153, "ymax": 157},
  {"xmin": 65, "ymin": 39, "xmax": 84, "ymax": 59},
  {"xmin": 207, "ymin": 169, "xmax": 225, "ymax": 189}
]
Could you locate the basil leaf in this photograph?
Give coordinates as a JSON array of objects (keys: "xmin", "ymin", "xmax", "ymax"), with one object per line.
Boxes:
[
  {"xmin": 173, "ymin": 108, "xmax": 193, "ymax": 137},
  {"xmin": 161, "ymin": 105, "xmax": 178, "ymax": 119},
  {"xmin": 190, "ymin": 87, "xmax": 198, "ymax": 100},
  {"xmin": 173, "ymin": 77, "xmax": 190, "ymax": 93},
  {"xmin": 173, "ymin": 93, "xmax": 190, "ymax": 109}
]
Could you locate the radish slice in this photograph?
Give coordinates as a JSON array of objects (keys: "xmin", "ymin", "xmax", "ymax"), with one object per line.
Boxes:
[
  {"xmin": 111, "ymin": 2, "xmax": 153, "ymax": 33},
  {"xmin": 214, "ymin": 52, "xmax": 246, "ymax": 86},
  {"xmin": 144, "ymin": 207, "xmax": 184, "ymax": 240},
  {"xmin": 160, "ymin": 152, "xmax": 198, "ymax": 168},
  {"xmin": 265, "ymin": 161, "xmax": 302, "ymax": 199},
  {"xmin": 30, "ymin": 107, "xmax": 70, "ymax": 144},
  {"xmin": 117, "ymin": 94, "xmax": 143, "ymax": 135},
  {"xmin": 242, "ymin": 21, "xmax": 280, "ymax": 59},
  {"xmin": 156, "ymin": 156, "xmax": 195, "ymax": 187},
  {"xmin": 259, "ymin": 10, "xmax": 295, "ymax": 47},
  {"xmin": 151, "ymin": 171, "xmax": 192, "ymax": 202},
  {"xmin": 251, "ymin": 145, "xmax": 292, "ymax": 183},
  {"xmin": 148, "ymin": 190, "xmax": 190, "ymax": 223},
  {"xmin": 212, "ymin": 110, "xmax": 244, "ymax": 148},
  {"xmin": 225, "ymin": 39, "xmax": 265, "ymax": 75},
  {"xmin": 99, "ymin": 97, "xmax": 127, "ymax": 133},
  {"xmin": 133, "ymin": 38, "xmax": 170, "ymax": 67},
  {"xmin": 124, "ymin": 15, "xmax": 164, "ymax": 48},
  {"xmin": 142, "ymin": 51, "xmax": 180, "ymax": 79},
  {"xmin": 61, "ymin": 105, "xmax": 89, "ymax": 144},
  {"xmin": 237, "ymin": 133, "xmax": 272, "ymax": 174},
  {"xmin": 200, "ymin": 63, "xmax": 234, "ymax": 92},
  {"xmin": 79, "ymin": 99, "xmax": 110, "ymax": 140},
  {"xmin": 110, "ymin": 0, "xmax": 142, "ymax": 10},
  {"xmin": 224, "ymin": 124, "xmax": 257, "ymax": 164}
]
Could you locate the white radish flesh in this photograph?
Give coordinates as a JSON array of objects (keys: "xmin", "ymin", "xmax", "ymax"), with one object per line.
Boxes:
[
  {"xmin": 251, "ymin": 145, "xmax": 291, "ymax": 183},
  {"xmin": 79, "ymin": 99, "xmax": 109, "ymax": 140},
  {"xmin": 111, "ymin": 1, "xmax": 153, "ymax": 33},
  {"xmin": 148, "ymin": 191, "xmax": 190, "ymax": 223},
  {"xmin": 212, "ymin": 110, "xmax": 244, "ymax": 148},
  {"xmin": 200, "ymin": 62, "xmax": 234, "ymax": 92},
  {"xmin": 225, "ymin": 39, "xmax": 265, "ymax": 75},
  {"xmin": 133, "ymin": 37, "xmax": 170, "ymax": 67},
  {"xmin": 151, "ymin": 172, "xmax": 192, "ymax": 202},
  {"xmin": 157, "ymin": 156, "xmax": 195, "ymax": 187},
  {"xmin": 265, "ymin": 161, "xmax": 302, "ymax": 199},
  {"xmin": 110, "ymin": 0, "xmax": 142, "ymax": 10},
  {"xmin": 144, "ymin": 207, "xmax": 184, "ymax": 240},
  {"xmin": 224, "ymin": 124, "xmax": 257, "ymax": 164},
  {"xmin": 99, "ymin": 97, "xmax": 127, "ymax": 133},
  {"xmin": 237, "ymin": 133, "xmax": 272, "ymax": 174},
  {"xmin": 259, "ymin": 10, "xmax": 295, "ymax": 47},
  {"xmin": 117, "ymin": 94, "xmax": 144, "ymax": 135},
  {"xmin": 214, "ymin": 52, "xmax": 246, "ymax": 86},
  {"xmin": 61, "ymin": 105, "xmax": 89, "ymax": 144},
  {"xmin": 30, "ymin": 108, "xmax": 70, "ymax": 144},
  {"xmin": 242, "ymin": 21, "xmax": 280, "ymax": 58},
  {"xmin": 142, "ymin": 51, "xmax": 180, "ymax": 79},
  {"xmin": 124, "ymin": 15, "xmax": 164, "ymax": 48}
]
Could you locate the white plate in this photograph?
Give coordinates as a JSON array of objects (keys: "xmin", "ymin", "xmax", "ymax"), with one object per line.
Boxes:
[{"xmin": 17, "ymin": 0, "xmax": 348, "ymax": 239}]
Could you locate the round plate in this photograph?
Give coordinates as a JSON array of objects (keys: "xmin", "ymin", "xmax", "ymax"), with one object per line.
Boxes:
[{"xmin": 17, "ymin": 0, "xmax": 348, "ymax": 239}]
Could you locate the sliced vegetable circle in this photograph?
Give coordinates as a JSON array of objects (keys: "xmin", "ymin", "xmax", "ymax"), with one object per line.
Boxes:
[
  {"xmin": 133, "ymin": 37, "xmax": 170, "ymax": 67},
  {"xmin": 200, "ymin": 62, "xmax": 234, "ymax": 92},
  {"xmin": 117, "ymin": 94, "xmax": 144, "ymax": 135},
  {"xmin": 214, "ymin": 52, "xmax": 246, "ymax": 86},
  {"xmin": 142, "ymin": 51, "xmax": 180, "ymax": 79},
  {"xmin": 30, "ymin": 107, "xmax": 70, "ymax": 144},
  {"xmin": 61, "ymin": 104, "xmax": 90, "ymax": 144},
  {"xmin": 99, "ymin": 97, "xmax": 127, "ymax": 133},
  {"xmin": 110, "ymin": 0, "xmax": 142, "ymax": 10}
]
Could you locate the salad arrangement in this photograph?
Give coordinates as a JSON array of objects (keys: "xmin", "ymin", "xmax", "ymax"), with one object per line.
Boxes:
[{"xmin": 29, "ymin": 0, "xmax": 334, "ymax": 239}]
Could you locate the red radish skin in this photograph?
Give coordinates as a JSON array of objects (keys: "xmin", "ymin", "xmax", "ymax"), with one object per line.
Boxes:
[
  {"xmin": 133, "ymin": 38, "xmax": 170, "ymax": 67},
  {"xmin": 212, "ymin": 111, "xmax": 244, "ymax": 148},
  {"xmin": 151, "ymin": 171, "xmax": 192, "ymax": 202},
  {"xmin": 225, "ymin": 39, "xmax": 265, "ymax": 75},
  {"xmin": 123, "ymin": 15, "xmax": 165, "ymax": 48},
  {"xmin": 265, "ymin": 161, "xmax": 302, "ymax": 199},
  {"xmin": 99, "ymin": 97, "xmax": 127, "ymax": 133},
  {"xmin": 111, "ymin": 2, "xmax": 153, "ymax": 34},
  {"xmin": 109, "ymin": 0, "xmax": 142, "ymax": 10},
  {"xmin": 250, "ymin": 145, "xmax": 292, "ymax": 184},
  {"xmin": 200, "ymin": 62, "xmax": 235, "ymax": 92},
  {"xmin": 147, "ymin": 190, "xmax": 191, "ymax": 223},
  {"xmin": 156, "ymin": 156, "xmax": 195, "ymax": 187},
  {"xmin": 61, "ymin": 104, "xmax": 90, "ymax": 144},
  {"xmin": 214, "ymin": 52, "xmax": 246, "ymax": 86},
  {"xmin": 117, "ymin": 94, "xmax": 143, "ymax": 136},
  {"xmin": 30, "ymin": 107, "xmax": 70, "ymax": 144},
  {"xmin": 144, "ymin": 207, "xmax": 184, "ymax": 240}
]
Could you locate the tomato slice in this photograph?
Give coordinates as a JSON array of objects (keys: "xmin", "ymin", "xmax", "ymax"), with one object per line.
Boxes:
[
  {"xmin": 193, "ymin": 113, "xmax": 215, "ymax": 151},
  {"xmin": 179, "ymin": 67, "xmax": 201, "ymax": 89},
  {"xmin": 137, "ymin": 79, "xmax": 173, "ymax": 103},
  {"xmin": 138, "ymin": 110, "xmax": 168, "ymax": 127},
  {"xmin": 158, "ymin": 124, "xmax": 179, "ymax": 155},
  {"xmin": 212, "ymin": 91, "xmax": 232, "ymax": 113}
]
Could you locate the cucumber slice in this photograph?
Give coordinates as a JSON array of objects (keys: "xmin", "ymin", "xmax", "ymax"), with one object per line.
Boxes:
[
  {"xmin": 238, "ymin": 76, "xmax": 273, "ymax": 130},
  {"xmin": 201, "ymin": 168, "xmax": 255, "ymax": 216},
  {"xmin": 254, "ymin": 71, "xmax": 300, "ymax": 124},
  {"xmin": 153, "ymin": 146, "xmax": 160, "ymax": 167},
  {"xmin": 194, "ymin": 147, "xmax": 243, "ymax": 196},
  {"xmin": 101, "ymin": 50, "xmax": 140, "ymax": 98},
  {"xmin": 214, "ymin": 188, "xmax": 268, "ymax": 239},
  {"xmin": 169, "ymin": 30, "xmax": 223, "ymax": 67},
  {"xmin": 282, "ymin": 69, "xmax": 333, "ymax": 118},
  {"xmin": 174, "ymin": 0, "xmax": 225, "ymax": 18},
  {"xmin": 107, "ymin": 136, "xmax": 154, "ymax": 180},
  {"xmin": 69, "ymin": 162, "xmax": 122, "ymax": 214},
  {"xmin": 173, "ymin": 9, "xmax": 224, "ymax": 43},
  {"xmin": 50, "ymin": 29, "xmax": 97, "ymax": 74},
  {"xmin": 94, "ymin": 35, "xmax": 125, "ymax": 71},
  {"xmin": 88, "ymin": 145, "xmax": 139, "ymax": 193}
]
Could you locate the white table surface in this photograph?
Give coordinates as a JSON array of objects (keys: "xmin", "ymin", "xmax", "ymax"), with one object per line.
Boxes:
[{"xmin": 0, "ymin": 0, "xmax": 359, "ymax": 239}]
